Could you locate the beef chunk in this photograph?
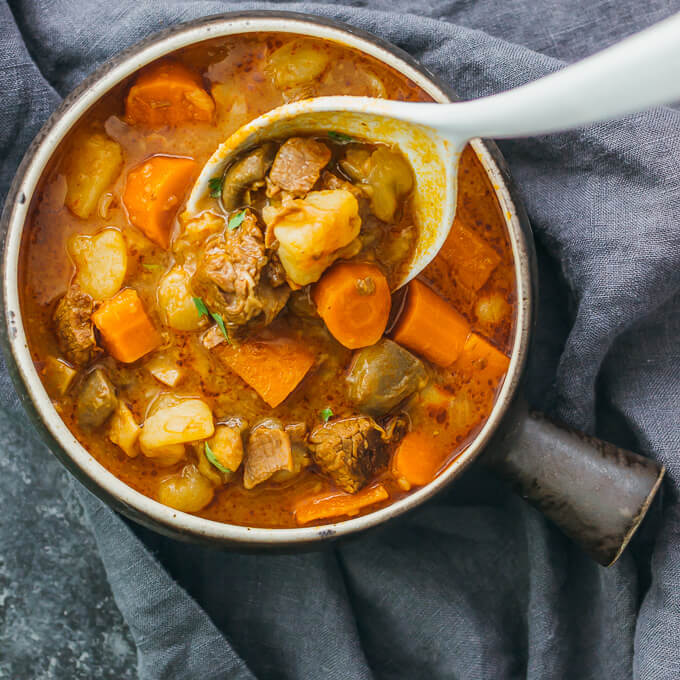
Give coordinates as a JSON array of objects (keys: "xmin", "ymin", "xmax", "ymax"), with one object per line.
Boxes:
[
  {"xmin": 192, "ymin": 209, "xmax": 290, "ymax": 333},
  {"xmin": 321, "ymin": 170, "xmax": 365, "ymax": 200},
  {"xmin": 309, "ymin": 415, "xmax": 387, "ymax": 493},
  {"xmin": 53, "ymin": 285, "xmax": 101, "ymax": 366},
  {"xmin": 243, "ymin": 420, "xmax": 293, "ymax": 489},
  {"xmin": 269, "ymin": 137, "xmax": 331, "ymax": 194}
]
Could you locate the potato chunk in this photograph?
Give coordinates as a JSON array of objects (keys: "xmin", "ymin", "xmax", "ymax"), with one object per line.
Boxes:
[
  {"xmin": 198, "ymin": 423, "xmax": 245, "ymax": 485},
  {"xmin": 68, "ymin": 229, "xmax": 128, "ymax": 300},
  {"xmin": 62, "ymin": 131, "xmax": 124, "ymax": 219},
  {"xmin": 146, "ymin": 354, "xmax": 183, "ymax": 387},
  {"xmin": 267, "ymin": 40, "xmax": 330, "ymax": 89},
  {"xmin": 264, "ymin": 189, "xmax": 361, "ymax": 286},
  {"xmin": 108, "ymin": 402, "xmax": 140, "ymax": 457},
  {"xmin": 41, "ymin": 356, "xmax": 77, "ymax": 397},
  {"xmin": 158, "ymin": 265, "xmax": 203, "ymax": 331},
  {"xmin": 341, "ymin": 147, "xmax": 413, "ymax": 223},
  {"xmin": 139, "ymin": 398, "xmax": 214, "ymax": 452},
  {"xmin": 157, "ymin": 464, "xmax": 214, "ymax": 512}
]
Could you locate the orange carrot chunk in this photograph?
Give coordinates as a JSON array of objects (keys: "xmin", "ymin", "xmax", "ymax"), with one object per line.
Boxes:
[
  {"xmin": 312, "ymin": 262, "xmax": 391, "ymax": 349},
  {"xmin": 437, "ymin": 216, "xmax": 501, "ymax": 291},
  {"xmin": 453, "ymin": 332, "xmax": 510, "ymax": 390},
  {"xmin": 216, "ymin": 336, "xmax": 315, "ymax": 408},
  {"xmin": 391, "ymin": 279, "xmax": 470, "ymax": 366},
  {"xmin": 92, "ymin": 288, "xmax": 161, "ymax": 363},
  {"xmin": 391, "ymin": 431, "xmax": 449, "ymax": 489},
  {"xmin": 123, "ymin": 155, "xmax": 197, "ymax": 249},
  {"xmin": 125, "ymin": 60, "xmax": 215, "ymax": 127},
  {"xmin": 294, "ymin": 484, "xmax": 389, "ymax": 524}
]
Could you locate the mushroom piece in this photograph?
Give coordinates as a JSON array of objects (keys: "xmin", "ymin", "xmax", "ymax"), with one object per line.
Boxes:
[
  {"xmin": 221, "ymin": 144, "xmax": 276, "ymax": 211},
  {"xmin": 345, "ymin": 338, "xmax": 428, "ymax": 417},
  {"xmin": 76, "ymin": 369, "xmax": 117, "ymax": 430}
]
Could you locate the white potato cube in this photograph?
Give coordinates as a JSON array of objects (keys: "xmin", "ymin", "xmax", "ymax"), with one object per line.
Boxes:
[
  {"xmin": 267, "ymin": 40, "xmax": 330, "ymax": 89},
  {"xmin": 158, "ymin": 265, "xmax": 203, "ymax": 331},
  {"xmin": 266, "ymin": 189, "xmax": 361, "ymax": 286},
  {"xmin": 63, "ymin": 131, "xmax": 124, "ymax": 218},
  {"xmin": 108, "ymin": 402, "xmax": 140, "ymax": 457},
  {"xmin": 140, "ymin": 399, "xmax": 214, "ymax": 453},
  {"xmin": 68, "ymin": 228, "xmax": 127, "ymax": 300}
]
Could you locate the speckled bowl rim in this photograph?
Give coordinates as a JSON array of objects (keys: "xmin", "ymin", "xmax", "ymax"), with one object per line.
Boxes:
[{"xmin": 1, "ymin": 11, "xmax": 535, "ymax": 547}]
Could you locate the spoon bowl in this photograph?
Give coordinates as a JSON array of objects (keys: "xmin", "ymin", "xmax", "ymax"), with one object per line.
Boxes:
[
  {"xmin": 186, "ymin": 10, "xmax": 680, "ymax": 285},
  {"xmin": 185, "ymin": 96, "xmax": 461, "ymax": 289}
]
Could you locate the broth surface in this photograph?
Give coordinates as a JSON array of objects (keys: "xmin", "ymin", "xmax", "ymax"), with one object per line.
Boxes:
[{"xmin": 20, "ymin": 33, "xmax": 515, "ymax": 527}]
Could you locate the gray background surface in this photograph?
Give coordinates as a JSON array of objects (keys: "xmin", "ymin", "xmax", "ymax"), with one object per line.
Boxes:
[{"xmin": 1, "ymin": 1, "xmax": 679, "ymax": 679}]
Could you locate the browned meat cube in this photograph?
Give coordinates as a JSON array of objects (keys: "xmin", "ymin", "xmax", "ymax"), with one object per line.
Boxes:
[
  {"xmin": 269, "ymin": 137, "xmax": 331, "ymax": 194},
  {"xmin": 192, "ymin": 209, "xmax": 290, "ymax": 333},
  {"xmin": 309, "ymin": 416, "xmax": 388, "ymax": 493},
  {"xmin": 52, "ymin": 285, "xmax": 101, "ymax": 366},
  {"xmin": 243, "ymin": 420, "xmax": 293, "ymax": 489}
]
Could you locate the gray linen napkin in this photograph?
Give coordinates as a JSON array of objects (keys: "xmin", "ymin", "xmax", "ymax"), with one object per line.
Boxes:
[{"xmin": 1, "ymin": 1, "xmax": 679, "ymax": 678}]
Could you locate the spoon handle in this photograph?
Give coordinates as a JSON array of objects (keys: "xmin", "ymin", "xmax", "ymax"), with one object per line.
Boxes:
[{"xmin": 396, "ymin": 12, "xmax": 680, "ymax": 140}]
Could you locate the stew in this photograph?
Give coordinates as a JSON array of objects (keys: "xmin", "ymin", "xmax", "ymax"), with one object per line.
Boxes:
[{"xmin": 20, "ymin": 33, "xmax": 516, "ymax": 528}]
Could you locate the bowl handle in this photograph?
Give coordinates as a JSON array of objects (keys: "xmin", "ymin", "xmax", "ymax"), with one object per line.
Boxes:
[{"xmin": 484, "ymin": 410, "xmax": 665, "ymax": 566}]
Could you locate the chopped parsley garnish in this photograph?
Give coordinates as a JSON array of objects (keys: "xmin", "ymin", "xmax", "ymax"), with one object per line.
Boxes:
[
  {"xmin": 194, "ymin": 297, "xmax": 231, "ymax": 343},
  {"xmin": 208, "ymin": 176, "xmax": 223, "ymax": 199},
  {"xmin": 142, "ymin": 263, "xmax": 162, "ymax": 271},
  {"xmin": 211, "ymin": 312, "xmax": 230, "ymax": 343},
  {"xmin": 228, "ymin": 209, "xmax": 246, "ymax": 231},
  {"xmin": 193, "ymin": 296, "xmax": 209, "ymax": 317},
  {"xmin": 328, "ymin": 131, "xmax": 354, "ymax": 143},
  {"xmin": 320, "ymin": 407, "xmax": 334, "ymax": 423},
  {"xmin": 205, "ymin": 441, "xmax": 231, "ymax": 474}
]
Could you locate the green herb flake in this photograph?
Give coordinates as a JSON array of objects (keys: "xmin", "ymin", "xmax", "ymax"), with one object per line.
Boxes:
[
  {"xmin": 228, "ymin": 209, "xmax": 246, "ymax": 231},
  {"xmin": 205, "ymin": 441, "xmax": 231, "ymax": 474},
  {"xmin": 193, "ymin": 297, "xmax": 209, "ymax": 318},
  {"xmin": 320, "ymin": 407, "xmax": 334, "ymax": 423},
  {"xmin": 142, "ymin": 263, "xmax": 162, "ymax": 271},
  {"xmin": 211, "ymin": 312, "xmax": 230, "ymax": 343},
  {"xmin": 328, "ymin": 131, "xmax": 354, "ymax": 143},
  {"xmin": 208, "ymin": 176, "xmax": 223, "ymax": 199}
]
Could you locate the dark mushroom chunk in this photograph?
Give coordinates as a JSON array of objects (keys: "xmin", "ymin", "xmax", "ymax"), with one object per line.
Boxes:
[
  {"xmin": 76, "ymin": 369, "xmax": 117, "ymax": 430},
  {"xmin": 345, "ymin": 338, "xmax": 427, "ymax": 417},
  {"xmin": 221, "ymin": 144, "xmax": 276, "ymax": 211}
]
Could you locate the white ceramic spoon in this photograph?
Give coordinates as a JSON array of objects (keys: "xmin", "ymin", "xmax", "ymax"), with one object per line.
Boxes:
[{"xmin": 186, "ymin": 12, "xmax": 680, "ymax": 287}]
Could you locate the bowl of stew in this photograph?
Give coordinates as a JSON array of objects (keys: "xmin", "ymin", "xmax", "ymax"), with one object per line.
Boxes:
[{"xmin": 2, "ymin": 11, "xmax": 660, "ymax": 559}]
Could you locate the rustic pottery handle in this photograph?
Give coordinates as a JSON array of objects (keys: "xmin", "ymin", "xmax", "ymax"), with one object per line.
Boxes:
[{"xmin": 485, "ymin": 411, "xmax": 665, "ymax": 566}]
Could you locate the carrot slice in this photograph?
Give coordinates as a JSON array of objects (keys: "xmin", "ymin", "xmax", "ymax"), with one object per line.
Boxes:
[
  {"xmin": 391, "ymin": 431, "xmax": 449, "ymax": 489},
  {"xmin": 437, "ymin": 216, "xmax": 501, "ymax": 291},
  {"xmin": 123, "ymin": 155, "xmax": 197, "ymax": 248},
  {"xmin": 391, "ymin": 279, "xmax": 470, "ymax": 366},
  {"xmin": 312, "ymin": 262, "xmax": 391, "ymax": 349},
  {"xmin": 294, "ymin": 484, "xmax": 389, "ymax": 524},
  {"xmin": 453, "ymin": 332, "xmax": 510, "ymax": 389},
  {"xmin": 216, "ymin": 336, "xmax": 315, "ymax": 408},
  {"xmin": 125, "ymin": 60, "xmax": 215, "ymax": 127},
  {"xmin": 92, "ymin": 288, "xmax": 161, "ymax": 363}
]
